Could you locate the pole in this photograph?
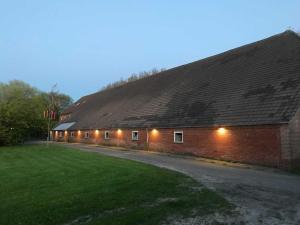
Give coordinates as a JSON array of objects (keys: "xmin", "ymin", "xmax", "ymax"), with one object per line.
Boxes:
[
  {"xmin": 47, "ymin": 109, "xmax": 51, "ymax": 147},
  {"xmin": 146, "ymin": 128, "xmax": 149, "ymax": 151},
  {"xmin": 47, "ymin": 89, "xmax": 54, "ymax": 147}
]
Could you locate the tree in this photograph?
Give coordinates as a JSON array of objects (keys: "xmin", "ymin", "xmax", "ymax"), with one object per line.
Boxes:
[
  {"xmin": 44, "ymin": 84, "xmax": 73, "ymax": 143},
  {"xmin": 101, "ymin": 67, "xmax": 166, "ymax": 91},
  {"xmin": 0, "ymin": 80, "xmax": 72, "ymax": 145}
]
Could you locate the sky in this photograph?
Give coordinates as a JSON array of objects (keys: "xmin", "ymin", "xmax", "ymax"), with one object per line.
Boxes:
[{"xmin": 1, "ymin": 0, "xmax": 300, "ymax": 101}]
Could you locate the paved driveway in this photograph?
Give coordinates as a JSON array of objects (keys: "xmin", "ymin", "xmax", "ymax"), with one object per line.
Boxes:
[{"xmin": 56, "ymin": 142, "xmax": 300, "ymax": 225}]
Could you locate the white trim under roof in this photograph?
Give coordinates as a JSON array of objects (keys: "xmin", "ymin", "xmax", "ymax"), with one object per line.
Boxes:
[{"xmin": 53, "ymin": 122, "xmax": 76, "ymax": 131}]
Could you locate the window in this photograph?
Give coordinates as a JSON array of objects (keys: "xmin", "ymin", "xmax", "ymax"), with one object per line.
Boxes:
[
  {"xmin": 84, "ymin": 131, "xmax": 89, "ymax": 139},
  {"xmin": 59, "ymin": 131, "xmax": 63, "ymax": 138},
  {"xmin": 70, "ymin": 132, "xmax": 74, "ymax": 137},
  {"xmin": 104, "ymin": 131, "xmax": 110, "ymax": 139},
  {"xmin": 132, "ymin": 131, "xmax": 139, "ymax": 141},
  {"xmin": 174, "ymin": 131, "xmax": 183, "ymax": 143}
]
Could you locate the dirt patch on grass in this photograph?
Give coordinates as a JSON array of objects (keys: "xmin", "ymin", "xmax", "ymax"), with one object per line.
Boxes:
[
  {"xmin": 215, "ymin": 183, "xmax": 300, "ymax": 225},
  {"xmin": 163, "ymin": 210, "xmax": 244, "ymax": 225}
]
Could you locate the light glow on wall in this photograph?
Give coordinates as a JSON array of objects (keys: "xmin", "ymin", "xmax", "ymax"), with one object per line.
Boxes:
[
  {"xmin": 217, "ymin": 127, "xmax": 227, "ymax": 135},
  {"xmin": 117, "ymin": 129, "xmax": 122, "ymax": 135},
  {"xmin": 151, "ymin": 129, "xmax": 158, "ymax": 135},
  {"xmin": 95, "ymin": 129, "xmax": 99, "ymax": 135}
]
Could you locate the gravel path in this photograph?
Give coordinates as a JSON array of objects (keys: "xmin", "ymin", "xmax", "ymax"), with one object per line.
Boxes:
[{"xmin": 56, "ymin": 142, "xmax": 300, "ymax": 225}]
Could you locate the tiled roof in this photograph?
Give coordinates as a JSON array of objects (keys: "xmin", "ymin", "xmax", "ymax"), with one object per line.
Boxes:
[
  {"xmin": 60, "ymin": 31, "xmax": 300, "ymax": 130},
  {"xmin": 53, "ymin": 122, "xmax": 76, "ymax": 131}
]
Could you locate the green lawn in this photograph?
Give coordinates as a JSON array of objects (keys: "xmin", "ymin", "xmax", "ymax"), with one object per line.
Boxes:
[{"xmin": 0, "ymin": 144, "xmax": 231, "ymax": 225}]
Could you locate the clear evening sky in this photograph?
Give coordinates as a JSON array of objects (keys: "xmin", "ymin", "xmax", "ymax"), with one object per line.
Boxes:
[{"xmin": 1, "ymin": 1, "xmax": 300, "ymax": 100}]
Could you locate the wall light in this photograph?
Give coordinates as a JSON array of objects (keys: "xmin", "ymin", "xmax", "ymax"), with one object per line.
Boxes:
[
  {"xmin": 117, "ymin": 129, "xmax": 122, "ymax": 135},
  {"xmin": 95, "ymin": 129, "xmax": 99, "ymax": 135},
  {"xmin": 217, "ymin": 127, "xmax": 227, "ymax": 135},
  {"xmin": 151, "ymin": 129, "xmax": 158, "ymax": 135}
]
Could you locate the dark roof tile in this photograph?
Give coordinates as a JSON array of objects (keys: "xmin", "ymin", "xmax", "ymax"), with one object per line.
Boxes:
[{"xmin": 60, "ymin": 31, "xmax": 300, "ymax": 130}]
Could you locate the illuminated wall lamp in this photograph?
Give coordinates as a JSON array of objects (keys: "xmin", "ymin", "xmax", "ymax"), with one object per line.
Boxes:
[
  {"xmin": 217, "ymin": 127, "xmax": 227, "ymax": 135},
  {"xmin": 151, "ymin": 129, "xmax": 158, "ymax": 135}
]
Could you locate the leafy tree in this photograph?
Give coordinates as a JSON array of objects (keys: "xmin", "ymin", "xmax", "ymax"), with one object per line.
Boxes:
[
  {"xmin": 0, "ymin": 80, "xmax": 72, "ymax": 145},
  {"xmin": 101, "ymin": 68, "xmax": 166, "ymax": 91}
]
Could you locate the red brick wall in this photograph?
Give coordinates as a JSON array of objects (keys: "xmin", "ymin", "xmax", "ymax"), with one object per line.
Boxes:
[
  {"xmin": 53, "ymin": 131, "xmax": 68, "ymax": 142},
  {"xmin": 55, "ymin": 125, "xmax": 283, "ymax": 167},
  {"xmin": 66, "ymin": 129, "xmax": 148, "ymax": 149},
  {"xmin": 148, "ymin": 126, "xmax": 282, "ymax": 167}
]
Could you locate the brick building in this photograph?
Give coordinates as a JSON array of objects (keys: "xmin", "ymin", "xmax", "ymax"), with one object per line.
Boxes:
[{"xmin": 53, "ymin": 31, "xmax": 300, "ymax": 168}]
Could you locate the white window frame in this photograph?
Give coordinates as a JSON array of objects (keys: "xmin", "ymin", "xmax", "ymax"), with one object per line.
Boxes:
[
  {"xmin": 174, "ymin": 131, "xmax": 183, "ymax": 143},
  {"xmin": 70, "ymin": 132, "xmax": 74, "ymax": 137},
  {"xmin": 131, "ymin": 131, "xmax": 139, "ymax": 141},
  {"xmin": 59, "ymin": 131, "xmax": 63, "ymax": 138},
  {"xmin": 104, "ymin": 131, "xmax": 110, "ymax": 140},
  {"xmin": 84, "ymin": 131, "xmax": 89, "ymax": 139}
]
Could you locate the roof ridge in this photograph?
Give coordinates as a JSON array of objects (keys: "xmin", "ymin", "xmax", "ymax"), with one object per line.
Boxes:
[
  {"xmin": 104, "ymin": 31, "xmax": 298, "ymax": 93},
  {"xmin": 191, "ymin": 30, "xmax": 297, "ymax": 63}
]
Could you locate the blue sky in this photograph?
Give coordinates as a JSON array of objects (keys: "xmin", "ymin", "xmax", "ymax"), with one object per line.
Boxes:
[{"xmin": 1, "ymin": 0, "xmax": 300, "ymax": 100}]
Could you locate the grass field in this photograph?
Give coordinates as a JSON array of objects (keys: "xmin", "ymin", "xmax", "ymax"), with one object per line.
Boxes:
[{"xmin": 0, "ymin": 144, "xmax": 231, "ymax": 225}]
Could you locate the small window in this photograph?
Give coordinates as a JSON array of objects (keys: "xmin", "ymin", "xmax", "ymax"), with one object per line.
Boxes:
[
  {"xmin": 132, "ymin": 131, "xmax": 139, "ymax": 141},
  {"xmin": 104, "ymin": 131, "xmax": 110, "ymax": 139},
  {"xmin": 70, "ymin": 132, "xmax": 74, "ymax": 137},
  {"xmin": 174, "ymin": 131, "xmax": 183, "ymax": 143},
  {"xmin": 59, "ymin": 131, "xmax": 63, "ymax": 138},
  {"xmin": 84, "ymin": 131, "xmax": 89, "ymax": 139}
]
